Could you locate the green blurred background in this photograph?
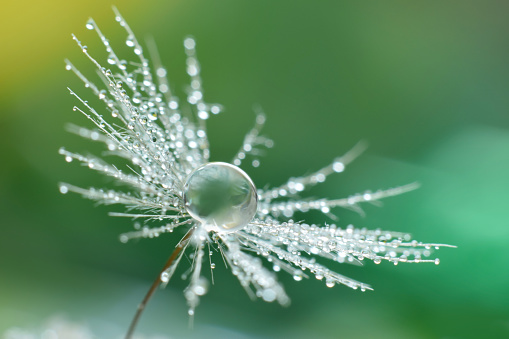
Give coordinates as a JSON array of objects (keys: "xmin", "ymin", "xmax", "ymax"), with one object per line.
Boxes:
[{"xmin": 1, "ymin": 1, "xmax": 508, "ymax": 338}]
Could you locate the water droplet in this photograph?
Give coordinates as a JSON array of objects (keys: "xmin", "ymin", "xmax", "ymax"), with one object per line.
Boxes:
[
  {"xmin": 126, "ymin": 34, "xmax": 135, "ymax": 47},
  {"xmin": 65, "ymin": 64, "xmax": 71, "ymax": 71},
  {"xmin": 59, "ymin": 185, "xmax": 68, "ymax": 194},
  {"xmin": 211, "ymin": 105, "xmax": 221, "ymax": 114},
  {"xmin": 320, "ymin": 206, "xmax": 330, "ymax": 214},
  {"xmin": 184, "ymin": 37, "xmax": 196, "ymax": 50},
  {"xmin": 198, "ymin": 111, "xmax": 208, "ymax": 120},
  {"xmin": 148, "ymin": 111, "xmax": 158, "ymax": 121},
  {"xmin": 107, "ymin": 53, "xmax": 116, "ymax": 65},
  {"xmin": 332, "ymin": 161, "xmax": 345, "ymax": 173},
  {"xmin": 434, "ymin": 258, "xmax": 440, "ymax": 265},
  {"xmin": 184, "ymin": 162, "xmax": 258, "ymax": 233},
  {"xmin": 160, "ymin": 272, "xmax": 170, "ymax": 283},
  {"xmin": 325, "ymin": 279, "xmax": 335, "ymax": 288},
  {"xmin": 193, "ymin": 279, "xmax": 208, "ymax": 296},
  {"xmin": 118, "ymin": 60, "xmax": 127, "ymax": 70},
  {"xmin": 262, "ymin": 289, "xmax": 277, "ymax": 302},
  {"xmin": 85, "ymin": 19, "xmax": 94, "ymax": 30},
  {"xmin": 293, "ymin": 270, "xmax": 303, "ymax": 281},
  {"xmin": 98, "ymin": 90, "xmax": 106, "ymax": 100},
  {"xmin": 138, "ymin": 116, "xmax": 148, "ymax": 125}
]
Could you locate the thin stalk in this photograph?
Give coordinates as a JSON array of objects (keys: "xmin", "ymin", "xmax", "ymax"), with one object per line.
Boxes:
[{"xmin": 125, "ymin": 228, "xmax": 195, "ymax": 339}]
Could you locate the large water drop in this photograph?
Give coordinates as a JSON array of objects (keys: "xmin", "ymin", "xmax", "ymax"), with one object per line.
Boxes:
[{"xmin": 184, "ymin": 162, "xmax": 257, "ymax": 233}]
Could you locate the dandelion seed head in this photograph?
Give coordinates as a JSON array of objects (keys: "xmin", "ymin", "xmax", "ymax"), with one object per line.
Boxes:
[{"xmin": 60, "ymin": 8, "xmax": 454, "ymax": 336}]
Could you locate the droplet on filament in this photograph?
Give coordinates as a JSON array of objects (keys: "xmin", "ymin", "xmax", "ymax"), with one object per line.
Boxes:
[{"xmin": 184, "ymin": 162, "xmax": 258, "ymax": 233}]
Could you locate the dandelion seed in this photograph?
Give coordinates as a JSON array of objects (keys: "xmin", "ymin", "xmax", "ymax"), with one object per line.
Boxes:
[{"xmin": 61, "ymin": 8, "xmax": 455, "ymax": 339}]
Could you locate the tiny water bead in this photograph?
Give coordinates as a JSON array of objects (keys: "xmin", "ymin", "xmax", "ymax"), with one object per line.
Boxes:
[{"xmin": 184, "ymin": 162, "xmax": 257, "ymax": 233}]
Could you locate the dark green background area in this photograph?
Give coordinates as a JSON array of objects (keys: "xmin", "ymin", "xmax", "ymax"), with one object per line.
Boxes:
[{"xmin": 1, "ymin": 1, "xmax": 508, "ymax": 338}]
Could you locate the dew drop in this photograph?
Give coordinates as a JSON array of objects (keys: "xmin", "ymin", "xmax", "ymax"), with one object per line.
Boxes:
[
  {"xmin": 138, "ymin": 116, "xmax": 148, "ymax": 125},
  {"xmin": 332, "ymin": 161, "xmax": 345, "ymax": 173},
  {"xmin": 193, "ymin": 279, "xmax": 208, "ymax": 296},
  {"xmin": 262, "ymin": 289, "xmax": 277, "ymax": 302},
  {"xmin": 184, "ymin": 37, "xmax": 196, "ymax": 50},
  {"xmin": 85, "ymin": 19, "xmax": 94, "ymax": 30},
  {"xmin": 118, "ymin": 60, "xmax": 127, "ymax": 70},
  {"xmin": 198, "ymin": 111, "xmax": 208, "ymax": 120},
  {"xmin": 169, "ymin": 101, "xmax": 179, "ymax": 110},
  {"xmin": 98, "ymin": 90, "xmax": 106, "ymax": 100},
  {"xmin": 148, "ymin": 111, "xmax": 158, "ymax": 121},
  {"xmin": 211, "ymin": 105, "xmax": 221, "ymax": 114},
  {"xmin": 107, "ymin": 54, "xmax": 116, "ymax": 65},
  {"xmin": 160, "ymin": 272, "xmax": 170, "ymax": 283},
  {"xmin": 59, "ymin": 185, "xmax": 68, "ymax": 194},
  {"xmin": 126, "ymin": 34, "xmax": 135, "ymax": 47},
  {"xmin": 184, "ymin": 162, "xmax": 257, "ymax": 233}
]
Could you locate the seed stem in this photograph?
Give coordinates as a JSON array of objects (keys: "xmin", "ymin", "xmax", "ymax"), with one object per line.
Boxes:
[{"xmin": 125, "ymin": 228, "xmax": 195, "ymax": 339}]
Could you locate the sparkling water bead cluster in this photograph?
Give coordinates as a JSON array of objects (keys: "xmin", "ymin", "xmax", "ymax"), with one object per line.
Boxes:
[{"xmin": 60, "ymin": 8, "xmax": 454, "ymax": 325}]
